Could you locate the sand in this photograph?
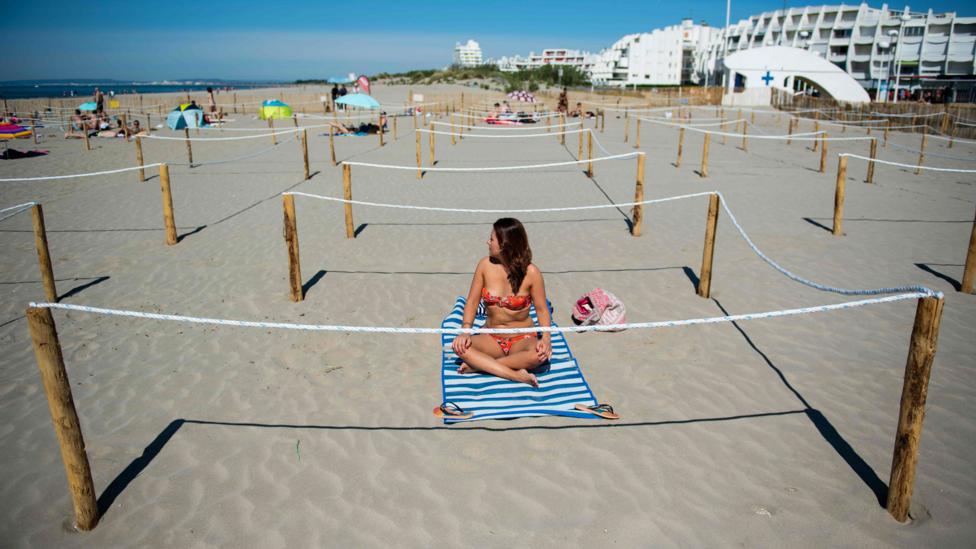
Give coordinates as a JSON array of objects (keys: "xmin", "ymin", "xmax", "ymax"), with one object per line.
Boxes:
[{"xmin": 1, "ymin": 84, "xmax": 975, "ymax": 548}]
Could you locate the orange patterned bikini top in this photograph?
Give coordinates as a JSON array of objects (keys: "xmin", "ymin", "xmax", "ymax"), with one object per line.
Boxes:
[{"xmin": 482, "ymin": 287, "xmax": 531, "ymax": 310}]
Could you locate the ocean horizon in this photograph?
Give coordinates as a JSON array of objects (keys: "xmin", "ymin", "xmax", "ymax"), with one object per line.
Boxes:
[{"xmin": 0, "ymin": 79, "xmax": 286, "ymax": 100}]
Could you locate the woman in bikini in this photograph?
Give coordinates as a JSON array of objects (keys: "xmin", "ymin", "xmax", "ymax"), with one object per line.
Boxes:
[{"xmin": 452, "ymin": 218, "xmax": 551, "ymax": 387}]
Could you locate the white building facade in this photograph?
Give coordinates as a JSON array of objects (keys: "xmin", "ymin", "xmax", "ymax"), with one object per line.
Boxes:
[
  {"xmin": 589, "ymin": 19, "xmax": 721, "ymax": 86},
  {"xmin": 699, "ymin": 3, "xmax": 976, "ymax": 98},
  {"xmin": 497, "ymin": 49, "xmax": 597, "ymax": 73},
  {"xmin": 453, "ymin": 40, "xmax": 483, "ymax": 67}
]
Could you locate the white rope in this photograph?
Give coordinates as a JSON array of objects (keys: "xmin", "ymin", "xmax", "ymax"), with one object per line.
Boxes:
[
  {"xmin": 0, "ymin": 201, "xmax": 37, "ymax": 222},
  {"xmin": 285, "ymin": 190, "xmax": 716, "ymax": 213},
  {"xmin": 28, "ymin": 292, "xmax": 933, "ymax": 335},
  {"xmin": 144, "ymin": 129, "xmax": 300, "ymax": 141},
  {"xmin": 167, "ymin": 134, "xmax": 298, "ymax": 167},
  {"xmin": 431, "ymin": 121, "xmax": 581, "ymax": 131},
  {"xmin": 416, "ymin": 128, "xmax": 591, "ymax": 138},
  {"xmin": 346, "ymin": 152, "xmax": 640, "ymax": 172},
  {"xmin": 637, "ymin": 116, "xmax": 826, "ymax": 140},
  {"xmin": 0, "ymin": 163, "xmax": 162, "ymax": 182},
  {"xmin": 925, "ymin": 133, "xmax": 976, "ymax": 145},
  {"xmin": 886, "ymin": 141, "xmax": 976, "ymax": 162},
  {"xmin": 839, "ymin": 153, "xmax": 976, "ymax": 173}
]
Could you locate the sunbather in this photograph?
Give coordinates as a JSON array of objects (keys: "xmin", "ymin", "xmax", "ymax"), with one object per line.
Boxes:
[{"xmin": 451, "ymin": 218, "xmax": 551, "ymax": 387}]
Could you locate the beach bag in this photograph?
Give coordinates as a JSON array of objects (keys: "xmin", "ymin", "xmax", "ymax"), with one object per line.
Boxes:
[{"xmin": 571, "ymin": 288, "xmax": 627, "ymax": 331}]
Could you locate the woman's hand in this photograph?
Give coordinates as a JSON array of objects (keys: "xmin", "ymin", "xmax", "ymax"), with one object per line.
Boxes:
[
  {"xmin": 453, "ymin": 333, "xmax": 472, "ymax": 356},
  {"xmin": 536, "ymin": 335, "xmax": 552, "ymax": 362}
]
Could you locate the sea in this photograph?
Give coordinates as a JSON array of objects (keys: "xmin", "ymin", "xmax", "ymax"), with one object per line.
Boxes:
[{"xmin": 0, "ymin": 80, "xmax": 283, "ymax": 100}]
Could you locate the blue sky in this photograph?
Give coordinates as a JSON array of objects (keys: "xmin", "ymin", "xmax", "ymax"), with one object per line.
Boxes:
[{"xmin": 5, "ymin": 1, "xmax": 972, "ymax": 80}]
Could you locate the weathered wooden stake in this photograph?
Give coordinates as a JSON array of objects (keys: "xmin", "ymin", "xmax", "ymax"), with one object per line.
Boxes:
[
  {"xmin": 787, "ymin": 117, "xmax": 794, "ymax": 145},
  {"xmin": 832, "ymin": 155, "xmax": 847, "ymax": 236},
  {"xmin": 676, "ymin": 126, "xmax": 685, "ymax": 167},
  {"xmin": 577, "ymin": 127, "xmax": 584, "ymax": 159},
  {"xmin": 700, "ymin": 132, "xmax": 711, "ymax": 178},
  {"xmin": 886, "ymin": 294, "xmax": 945, "ymax": 522},
  {"xmin": 319, "ymin": 121, "xmax": 334, "ymax": 164},
  {"xmin": 587, "ymin": 131, "xmax": 594, "ymax": 177},
  {"xmin": 635, "ymin": 118, "xmax": 641, "ymax": 149},
  {"xmin": 741, "ymin": 122, "xmax": 748, "ymax": 152},
  {"xmin": 26, "ymin": 307, "xmax": 99, "ymax": 531},
  {"xmin": 961, "ymin": 206, "xmax": 976, "ymax": 294},
  {"xmin": 135, "ymin": 137, "xmax": 145, "ymax": 182},
  {"xmin": 429, "ymin": 130, "xmax": 435, "ymax": 167},
  {"xmin": 31, "ymin": 204, "xmax": 57, "ymax": 302},
  {"xmin": 269, "ymin": 117, "xmax": 277, "ymax": 145},
  {"xmin": 697, "ymin": 193, "xmax": 720, "ymax": 298},
  {"xmin": 915, "ymin": 128, "xmax": 927, "ymax": 175},
  {"xmin": 83, "ymin": 123, "xmax": 90, "ymax": 151},
  {"xmin": 632, "ymin": 153, "xmax": 645, "ymax": 236},
  {"xmin": 301, "ymin": 129, "xmax": 310, "ymax": 180},
  {"xmin": 183, "ymin": 128, "xmax": 193, "ymax": 167},
  {"xmin": 884, "ymin": 119, "xmax": 891, "ymax": 148},
  {"xmin": 378, "ymin": 113, "xmax": 384, "ymax": 147},
  {"xmin": 819, "ymin": 132, "xmax": 828, "ymax": 173},
  {"xmin": 31, "ymin": 118, "xmax": 37, "ymax": 144},
  {"xmin": 282, "ymin": 195, "xmax": 302, "ymax": 302},
  {"xmin": 560, "ymin": 114, "xmax": 566, "ymax": 145},
  {"xmin": 393, "ymin": 115, "xmax": 398, "ymax": 140},
  {"xmin": 867, "ymin": 139, "xmax": 878, "ymax": 184},
  {"xmin": 159, "ymin": 163, "xmax": 177, "ymax": 245},
  {"xmin": 624, "ymin": 116, "xmax": 629, "ymax": 143},
  {"xmin": 342, "ymin": 164, "xmax": 354, "ymax": 238},
  {"xmin": 416, "ymin": 131, "xmax": 422, "ymax": 179}
]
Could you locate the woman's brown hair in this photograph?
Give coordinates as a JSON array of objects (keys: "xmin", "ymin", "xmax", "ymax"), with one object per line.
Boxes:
[{"xmin": 493, "ymin": 218, "xmax": 532, "ymax": 294}]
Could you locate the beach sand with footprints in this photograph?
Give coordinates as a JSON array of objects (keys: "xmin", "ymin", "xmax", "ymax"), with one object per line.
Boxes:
[{"xmin": 1, "ymin": 84, "xmax": 975, "ymax": 547}]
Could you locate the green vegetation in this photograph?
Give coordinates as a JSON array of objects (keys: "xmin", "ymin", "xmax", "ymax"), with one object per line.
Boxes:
[{"xmin": 371, "ymin": 64, "xmax": 590, "ymax": 92}]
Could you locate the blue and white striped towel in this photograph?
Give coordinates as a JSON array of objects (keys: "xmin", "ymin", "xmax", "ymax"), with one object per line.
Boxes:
[{"xmin": 439, "ymin": 296, "xmax": 599, "ymax": 423}]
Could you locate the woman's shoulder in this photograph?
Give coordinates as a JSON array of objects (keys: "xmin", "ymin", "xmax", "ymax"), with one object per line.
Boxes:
[{"xmin": 526, "ymin": 263, "xmax": 543, "ymax": 278}]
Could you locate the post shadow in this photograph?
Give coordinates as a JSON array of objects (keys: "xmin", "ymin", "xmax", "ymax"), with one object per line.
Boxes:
[
  {"xmin": 97, "ymin": 419, "xmax": 185, "ymax": 515},
  {"xmin": 915, "ymin": 262, "xmax": 961, "ymax": 291},
  {"xmin": 58, "ymin": 276, "xmax": 110, "ymax": 301},
  {"xmin": 353, "ymin": 223, "xmax": 368, "ymax": 237},
  {"xmin": 711, "ymin": 298, "xmax": 888, "ymax": 507},
  {"xmin": 681, "ymin": 266, "xmax": 700, "ymax": 292},
  {"xmin": 802, "ymin": 217, "xmax": 833, "ymax": 233},
  {"xmin": 301, "ymin": 269, "xmax": 327, "ymax": 297},
  {"xmin": 176, "ymin": 225, "xmax": 207, "ymax": 243}
]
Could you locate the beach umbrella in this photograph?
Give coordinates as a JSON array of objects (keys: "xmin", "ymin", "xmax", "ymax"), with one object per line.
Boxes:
[
  {"xmin": 0, "ymin": 123, "xmax": 32, "ymax": 139},
  {"xmin": 507, "ymin": 91, "xmax": 536, "ymax": 103},
  {"xmin": 259, "ymin": 99, "xmax": 293, "ymax": 120},
  {"xmin": 166, "ymin": 104, "xmax": 205, "ymax": 130},
  {"xmin": 328, "ymin": 77, "xmax": 352, "ymax": 84},
  {"xmin": 335, "ymin": 94, "xmax": 380, "ymax": 110},
  {"xmin": 78, "ymin": 101, "xmax": 97, "ymax": 111}
]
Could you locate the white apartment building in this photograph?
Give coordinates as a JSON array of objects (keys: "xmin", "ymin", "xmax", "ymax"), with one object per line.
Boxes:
[
  {"xmin": 589, "ymin": 19, "xmax": 721, "ymax": 86},
  {"xmin": 497, "ymin": 49, "xmax": 597, "ymax": 73},
  {"xmin": 453, "ymin": 40, "xmax": 483, "ymax": 67},
  {"xmin": 698, "ymin": 3, "xmax": 976, "ymax": 96}
]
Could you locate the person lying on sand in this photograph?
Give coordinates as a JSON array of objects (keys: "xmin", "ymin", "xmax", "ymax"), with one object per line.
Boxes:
[{"xmin": 451, "ymin": 218, "xmax": 551, "ymax": 387}]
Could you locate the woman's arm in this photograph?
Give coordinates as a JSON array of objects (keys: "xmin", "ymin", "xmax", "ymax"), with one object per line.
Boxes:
[
  {"xmin": 528, "ymin": 265, "xmax": 552, "ymax": 361},
  {"xmin": 461, "ymin": 258, "xmax": 487, "ymax": 329}
]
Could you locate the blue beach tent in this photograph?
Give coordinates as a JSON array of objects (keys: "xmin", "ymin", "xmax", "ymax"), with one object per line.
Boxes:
[{"xmin": 166, "ymin": 103, "xmax": 205, "ymax": 130}]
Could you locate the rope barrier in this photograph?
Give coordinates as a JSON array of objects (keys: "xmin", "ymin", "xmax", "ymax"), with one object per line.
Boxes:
[
  {"xmin": 27, "ymin": 292, "xmax": 934, "ymax": 335},
  {"xmin": 430, "ymin": 121, "xmax": 581, "ymax": 131},
  {"xmin": 0, "ymin": 201, "xmax": 37, "ymax": 222},
  {"xmin": 344, "ymin": 152, "xmax": 640, "ymax": 172},
  {"xmin": 886, "ymin": 141, "xmax": 976, "ymax": 162},
  {"xmin": 144, "ymin": 129, "xmax": 301, "ymax": 141},
  {"xmin": 165, "ymin": 134, "xmax": 298, "ymax": 167},
  {"xmin": 0, "ymin": 163, "xmax": 162, "ymax": 182},
  {"xmin": 839, "ymin": 153, "xmax": 976, "ymax": 173},
  {"xmin": 416, "ymin": 128, "xmax": 591, "ymax": 138}
]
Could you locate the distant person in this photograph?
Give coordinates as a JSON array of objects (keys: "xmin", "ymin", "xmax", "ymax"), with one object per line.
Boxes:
[
  {"xmin": 353, "ymin": 82, "xmax": 360, "ymax": 94},
  {"xmin": 557, "ymin": 87, "xmax": 568, "ymax": 113},
  {"xmin": 207, "ymin": 87, "xmax": 217, "ymax": 113},
  {"xmin": 331, "ymin": 84, "xmax": 339, "ymax": 109},
  {"xmin": 109, "ymin": 90, "xmax": 115, "ymax": 98},
  {"xmin": 339, "ymin": 85, "xmax": 348, "ymax": 97},
  {"xmin": 94, "ymin": 87, "xmax": 104, "ymax": 114}
]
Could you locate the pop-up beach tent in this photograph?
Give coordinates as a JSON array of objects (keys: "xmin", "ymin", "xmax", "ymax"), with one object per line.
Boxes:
[
  {"xmin": 259, "ymin": 100, "xmax": 292, "ymax": 120},
  {"xmin": 166, "ymin": 103, "xmax": 205, "ymax": 130}
]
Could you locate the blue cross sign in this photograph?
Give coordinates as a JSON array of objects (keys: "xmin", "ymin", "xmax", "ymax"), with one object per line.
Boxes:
[{"xmin": 762, "ymin": 71, "xmax": 774, "ymax": 86}]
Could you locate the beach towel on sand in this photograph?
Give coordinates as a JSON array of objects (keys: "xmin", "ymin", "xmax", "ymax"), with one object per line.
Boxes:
[{"xmin": 439, "ymin": 296, "xmax": 599, "ymax": 423}]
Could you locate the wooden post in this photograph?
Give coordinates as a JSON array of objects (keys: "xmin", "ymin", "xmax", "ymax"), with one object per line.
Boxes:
[
  {"xmin": 600, "ymin": 109, "xmax": 605, "ymax": 133},
  {"xmin": 301, "ymin": 129, "xmax": 310, "ymax": 180},
  {"xmin": 886, "ymin": 294, "xmax": 945, "ymax": 522},
  {"xmin": 269, "ymin": 117, "xmax": 277, "ymax": 145},
  {"xmin": 328, "ymin": 127, "xmax": 337, "ymax": 166},
  {"xmin": 812, "ymin": 121, "xmax": 820, "ymax": 152},
  {"xmin": 961, "ymin": 207, "xmax": 976, "ymax": 294},
  {"xmin": 183, "ymin": 128, "xmax": 193, "ymax": 167},
  {"xmin": 741, "ymin": 122, "xmax": 748, "ymax": 152},
  {"xmin": 378, "ymin": 113, "xmax": 384, "ymax": 147},
  {"xmin": 867, "ymin": 139, "xmax": 878, "ymax": 184},
  {"xmin": 26, "ymin": 307, "xmax": 99, "ymax": 531},
  {"xmin": 632, "ymin": 153, "xmax": 645, "ymax": 237},
  {"xmin": 416, "ymin": 131, "xmax": 422, "ymax": 179},
  {"xmin": 787, "ymin": 118, "xmax": 794, "ymax": 145},
  {"xmin": 292, "ymin": 114, "xmax": 298, "ymax": 128},
  {"xmin": 31, "ymin": 204, "xmax": 58, "ymax": 302},
  {"xmin": 159, "ymin": 164, "xmax": 177, "ymax": 245},
  {"xmin": 83, "ymin": 122, "xmax": 90, "ymax": 151},
  {"xmin": 700, "ymin": 133, "xmax": 711, "ymax": 178},
  {"xmin": 635, "ymin": 118, "xmax": 641, "ymax": 149},
  {"xmin": 676, "ymin": 127, "xmax": 685, "ymax": 167},
  {"xmin": 429, "ymin": 130, "xmax": 435, "ymax": 167},
  {"xmin": 832, "ymin": 155, "xmax": 847, "ymax": 236},
  {"xmin": 451, "ymin": 114, "xmax": 456, "ymax": 145},
  {"xmin": 624, "ymin": 116, "xmax": 629, "ymax": 143},
  {"xmin": 577, "ymin": 127, "xmax": 584, "ymax": 159},
  {"xmin": 884, "ymin": 119, "xmax": 891, "ymax": 148},
  {"xmin": 949, "ymin": 124, "xmax": 956, "ymax": 149},
  {"xmin": 587, "ymin": 131, "xmax": 594, "ymax": 177},
  {"xmin": 560, "ymin": 114, "xmax": 566, "ymax": 145},
  {"xmin": 915, "ymin": 128, "xmax": 927, "ymax": 175},
  {"xmin": 283, "ymin": 195, "xmax": 302, "ymax": 302},
  {"xmin": 342, "ymin": 164, "xmax": 354, "ymax": 238},
  {"xmin": 31, "ymin": 118, "xmax": 37, "ymax": 144},
  {"xmin": 819, "ymin": 133, "xmax": 828, "ymax": 173},
  {"xmin": 697, "ymin": 193, "xmax": 720, "ymax": 298},
  {"xmin": 393, "ymin": 115, "xmax": 398, "ymax": 140},
  {"xmin": 135, "ymin": 137, "xmax": 145, "ymax": 182}
]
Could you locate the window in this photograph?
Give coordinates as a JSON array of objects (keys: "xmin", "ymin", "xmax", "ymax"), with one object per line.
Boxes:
[
  {"xmin": 904, "ymin": 26, "xmax": 924, "ymax": 37},
  {"xmin": 833, "ymin": 29, "xmax": 852, "ymax": 38}
]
